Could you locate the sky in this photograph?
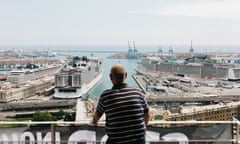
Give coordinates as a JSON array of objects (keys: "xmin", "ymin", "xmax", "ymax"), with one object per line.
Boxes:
[{"xmin": 0, "ymin": 0, "xmax": 240, "ymax": 47}]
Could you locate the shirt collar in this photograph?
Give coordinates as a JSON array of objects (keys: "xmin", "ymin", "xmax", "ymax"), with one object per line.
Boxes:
[{"xmin": 112, "ymin": 83, "xmax": 128, "ymax": 90}]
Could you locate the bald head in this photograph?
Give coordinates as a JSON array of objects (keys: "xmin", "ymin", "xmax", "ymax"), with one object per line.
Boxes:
[{"xmin": 110, "ymin": 64, "xmax": 127, "ymax": 84}]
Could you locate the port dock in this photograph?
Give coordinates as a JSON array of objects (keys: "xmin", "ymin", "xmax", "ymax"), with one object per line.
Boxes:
[
  {"xmin": 132, "ymin": 74, "xmax": 146, "ymax": 93},
  {"xmin": 132, "ymin": 74, "xmax": 240, "ymax": 103}
]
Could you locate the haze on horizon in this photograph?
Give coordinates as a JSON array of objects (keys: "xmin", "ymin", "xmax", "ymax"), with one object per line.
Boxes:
[{"xmin": 0, "ymin": 0, "xmax": 240, "ymax": 47}]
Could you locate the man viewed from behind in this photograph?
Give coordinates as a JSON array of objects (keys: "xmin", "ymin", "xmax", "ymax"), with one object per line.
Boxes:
[{"xmin": 92, "ymin": 64, "xmax": 150, "ymax": 144}]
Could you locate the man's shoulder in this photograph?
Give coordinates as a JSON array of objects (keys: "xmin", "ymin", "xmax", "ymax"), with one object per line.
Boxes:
[
  {"xmin": 101, "ymin": 89, "xmax": 113, "ymax": 95},
  {"xmin": 127, "ymin": 85, "xmax": 143, "ymax": 91}
]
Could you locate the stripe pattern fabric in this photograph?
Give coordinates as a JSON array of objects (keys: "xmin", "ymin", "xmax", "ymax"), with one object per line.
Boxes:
[{"xmin": 96, "ymin": 83, "xmax": 149, "ymax": 143}]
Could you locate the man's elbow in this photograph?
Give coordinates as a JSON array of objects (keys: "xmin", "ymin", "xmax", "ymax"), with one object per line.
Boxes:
[
  {"xmin": 92, "ymin": 112, "xmax": 100, "ymax": 124},
  {"xmin": 144, "ymin": 111, "xmax": 150, "ymax": 125}
]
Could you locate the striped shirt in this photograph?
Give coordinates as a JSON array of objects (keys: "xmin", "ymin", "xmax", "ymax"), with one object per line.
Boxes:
[{"xmin": 96, "ymin": 83, "xmax": 149, "ymax": 143}]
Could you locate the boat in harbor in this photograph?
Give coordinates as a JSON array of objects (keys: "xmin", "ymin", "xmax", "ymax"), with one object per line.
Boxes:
[
  {"xmin": 53, "ymin": 56, "xmax": 103, "ymax": 99},
  {"xmin": 0, "ymin": 72, "xmax": 8, "ymax": 81}
]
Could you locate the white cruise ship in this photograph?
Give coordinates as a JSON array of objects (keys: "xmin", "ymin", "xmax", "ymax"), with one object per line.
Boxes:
[{"xmin": 53, "ymin": 56, "xmax": 103, "ymax": 99}]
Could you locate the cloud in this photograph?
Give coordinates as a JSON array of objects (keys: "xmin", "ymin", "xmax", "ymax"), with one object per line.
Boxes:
[{"xmin": 132, "ymin": 0, "xmax": 240, "ymax": 20}]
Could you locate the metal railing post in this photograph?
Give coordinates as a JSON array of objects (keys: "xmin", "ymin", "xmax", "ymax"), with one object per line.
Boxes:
[
  {"xmin": 51, "ymin": 123, "xmax": 56, "ymax": 144},
  {"xmin": 236, "ymin": 122, "xmax": 239, "ymax": 144}
]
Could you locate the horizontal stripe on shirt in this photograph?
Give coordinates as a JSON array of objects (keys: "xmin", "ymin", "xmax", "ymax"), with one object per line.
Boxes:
[{"xmin": 96, "ymin": 83, "xmax": 148, "ymax": 143}]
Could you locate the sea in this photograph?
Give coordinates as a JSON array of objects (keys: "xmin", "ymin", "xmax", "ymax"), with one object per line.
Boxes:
[{"xmin": 0, "ymin": 44, "xmax": 239, "ymax": 98}]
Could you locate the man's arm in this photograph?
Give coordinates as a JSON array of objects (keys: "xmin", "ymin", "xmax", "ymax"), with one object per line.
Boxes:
[
  {"xmin": 144, "ymin": 111, "xmax": 150, "ymax": 125},
  {"xmin": 92, "ymin": 112, "xmax": 101, "ymax": 125}
]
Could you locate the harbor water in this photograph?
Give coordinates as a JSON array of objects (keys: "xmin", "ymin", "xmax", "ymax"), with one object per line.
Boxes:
[{"xmin": 89, "ymin": 58, "xmax": 139, "ymax": 98}]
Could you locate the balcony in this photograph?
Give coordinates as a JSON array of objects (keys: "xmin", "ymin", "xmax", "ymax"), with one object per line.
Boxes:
[{"xmin": 0, "ymin": 120, "xmax": 239, "ymax": 143}]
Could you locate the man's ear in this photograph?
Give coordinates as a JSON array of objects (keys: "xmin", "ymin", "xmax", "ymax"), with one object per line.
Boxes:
[{"xmin": 125, "ymin": 72, "xmax": 128, "ymax": 79}]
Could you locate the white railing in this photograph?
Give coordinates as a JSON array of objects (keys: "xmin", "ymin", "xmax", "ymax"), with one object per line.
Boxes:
[{"xmin": 0, "ymin": 120, "xmax": 239, "ymax": 144}]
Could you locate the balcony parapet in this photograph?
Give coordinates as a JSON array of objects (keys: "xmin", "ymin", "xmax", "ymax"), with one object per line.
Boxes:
[{"xmin": 0, "ymin": 120, "xmax": 239, "ymax": 143}]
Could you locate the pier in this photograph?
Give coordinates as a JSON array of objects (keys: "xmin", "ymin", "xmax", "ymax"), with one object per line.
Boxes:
[
  {"xmin": 132, "ymin": 74, "xmax": 146, "ymax": 93},
  {"xmin": 75, "ymin": 99, "xmax": 89, "ymax": 122}
]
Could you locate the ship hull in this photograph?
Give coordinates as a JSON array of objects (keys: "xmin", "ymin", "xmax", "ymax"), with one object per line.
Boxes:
[
  {"xmin": 53, "ymin": 70, "xmax": 103, "ymax": 99},
  {"xmin": 53, "ymin": 56, "xmax": 103, "ymax": 99}
]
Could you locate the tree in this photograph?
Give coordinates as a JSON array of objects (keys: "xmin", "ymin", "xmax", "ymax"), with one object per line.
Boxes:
[
  {"xmin": 55, "ymin": 110, "xmax": 66, "ymax": 120},
  {"xmin": 32, "ymin": 111, "xmax": 54, "ymax": 121}
]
